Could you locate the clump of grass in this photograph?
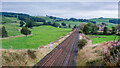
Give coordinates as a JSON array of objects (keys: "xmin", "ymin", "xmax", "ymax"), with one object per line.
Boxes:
[
  {"xmin": 93, "ymin": 50, "xmax": 99, "ymax": 53},
  {"xmin": 27, "ymin": 50, "xmax": 36, "ymax": 59},
  {"xmin": 86, "ymin": 59, "xmax": 101, "ymax": 66},
  {"xmin": 92, "ymin": 46, "xmax": 97, "ymax": 49},
  {"xmin": 2, "ymin": 51, "xmax": 26, "ymax": 65},
  {"xmin": 78, "ymin": 39, "xmax": 87, "ymax": 49}
]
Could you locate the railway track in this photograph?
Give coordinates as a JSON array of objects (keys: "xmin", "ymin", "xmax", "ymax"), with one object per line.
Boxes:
[{"xmin": 33, "ymin": 28, "xmax": 79, "ymax": 67}]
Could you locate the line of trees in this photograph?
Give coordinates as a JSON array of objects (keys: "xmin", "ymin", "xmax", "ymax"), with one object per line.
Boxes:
[
  {"xmin": 42, "ymin": 21, "xmax": 72, "ymax": 28},
  {"xmin": 81, "ymin": 23, "xmax": 117, "ymax": 35}
]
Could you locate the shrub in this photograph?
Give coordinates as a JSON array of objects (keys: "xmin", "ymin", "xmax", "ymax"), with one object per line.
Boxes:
[
  {"xmin": 111, "ymin": 27, "xmax": 117, "ymax": 34},
  {"xmin": 103, "ymin": 44, "xmax": 120, "ymax": 66},
  {"xmin": 79, "ymin": 30, "xmax": 83, "ymax": 33},
  {"xmin": 103, "ymin": 27, "xmax": 108, "ymax": 34},
  {"xmin": 73, "ymin": 25, "xmax": 77, "ymax": 28},
  {"xmin": 27, "ymin": 50, "xmax": 36, "ymax": 59},
  {"xmin": 19, "ymin": 20, "xmax": 24, "ymax": 27},
  {"xmin": 21, "ymin": 27, "xmax": 31, "ymax": 36},
  {"xmin": 78, "ymin": 39, "xmax": 87, "ymax": 49},
  {"xmin": 86, "ymin": 59, "xmax": 101, "ymax": 65}
]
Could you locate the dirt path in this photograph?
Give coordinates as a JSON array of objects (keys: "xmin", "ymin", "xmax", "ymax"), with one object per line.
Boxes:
[{"xmin": 0, "ymin": 34, "xmax": 32, "ymax": 39}]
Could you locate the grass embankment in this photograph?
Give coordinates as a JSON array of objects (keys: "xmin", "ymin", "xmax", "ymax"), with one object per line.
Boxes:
[
  {"xmin": 2, "ymin": 26, "xmax": 71, "ymax": 49},
  {"xmin": 2, "ymin": 49, "xmax": 51, "ymax": 66},
  {"xmin": 88, "ymin": 35, "xmax": 119, "ymax": 44},
  {"xmin": 77, "ymin": 34, "xmax": 103, "ymax": 66},
  {"xmin": 76, "ymin": 45, "xmax": 103, "ymax": 66}
]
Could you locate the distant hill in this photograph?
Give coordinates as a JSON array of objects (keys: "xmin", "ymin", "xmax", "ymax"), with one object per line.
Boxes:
[
  {"xmin": 1, "ymin": 12, "xmax": 117, "ymax": 28},
  {"xmin": 89, "ymin": 18, "xmax": 118, "ymax": 24},
  {"xmin": 1, "ymin": 16, "xmax": 21, "ymax": 23},
  {"xmin": 89, "ymin": 18, "xmax": 118, "ymax": 29}
]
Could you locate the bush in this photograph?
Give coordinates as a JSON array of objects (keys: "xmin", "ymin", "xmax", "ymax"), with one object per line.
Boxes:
[
  {"xmin": 103, "ymin": 45, "xmax": 120, "ymax": 66},
  {"xmin": 79, "ymin": 30, "xmax": 83, "ymax": 33},
  {"xmin": 27, "ymin": 50, "xmax": 36, "ymax": 59},
  {"xmin": 103, "ymin": 27, "xmax": 108, "ymax": 34},
  {"xmin": 21, "ymin": 27, "xmax": 31, "ymax": 36},
  {"xmin": 78, "ymin": 39, "xmax": 87, "ymax": 49},
  {"xmin": 86, "ymin": 59, "xmax": 101, "ymax": 65},
  {"xmin": 83, "ymin": 25, "xmax": 90, "ymax": 34},
  {"xmin": 111, "ymin": 27, "xmax": 117, "ymax": 34}
]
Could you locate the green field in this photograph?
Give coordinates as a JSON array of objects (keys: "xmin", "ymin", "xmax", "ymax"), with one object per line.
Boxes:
[
  {"xmin": 2, "ymin": 23, "xmax": 22, "ymax": 36},
  {"xmin": 2, "ymin": 16, "xmax": 21, "ymax": 23},
  {"xmin": 2, "ymin": 26, "xmax": 71, "ymax": 49},
  {"xmin": 36, "ymin": 16, "xmax": 85, "ymax": 27},
  {"xmin": 88, "ymin": 35, "xmax": 119, "ymax": 44},
  {"xmin": 1, "ymin": 16, "xmax": 118, "ymax": 49},
  {"xmin": 90, "ymin": 18, "xmax": 113, "ymax": 23},
  {"xmin": 37, "ymin": 16, "xmax": 53, "ymax": 22},
  {"xmin": 90, "ymin": 18, "xmax": 117, "ymax": 29},
  {"xmin": 55, "ymin": 20, "xmax": 85, "ymax": 27}
]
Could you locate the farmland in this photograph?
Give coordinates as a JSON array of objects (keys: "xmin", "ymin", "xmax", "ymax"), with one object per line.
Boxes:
[
  {"xmin": 2, "ymin": 23, "xmax": 22, "ymax": 36},
  {"xmin": 89, "ymin": 18, "xmax": 117, "ymax": 29},
  {"xmin": 37, "ymin": 16, "xmax": 85, "ymax": 27},
  {"xmin": 1, "ymin": 13, "xmax": 119, "ymax": 49},
  {"xmin": 2, "ymin": 26, "xmax": 71, "ymax": 49},
  {"xmin": 1, "ymin": 15, "xmax": 119, "ymax": 49},
  {"xmin": 88, "ymin": 35, "xmax": 119, "ymax": 44}
]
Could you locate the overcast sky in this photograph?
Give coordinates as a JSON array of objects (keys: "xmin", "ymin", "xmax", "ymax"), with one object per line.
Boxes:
[
  {"xmin": 2, "ymin": 2, "xmax": 118, "ymax": 19},
  {"xmin": 2, "ymin": 0, "xmax": 120, "ymax": 2}
]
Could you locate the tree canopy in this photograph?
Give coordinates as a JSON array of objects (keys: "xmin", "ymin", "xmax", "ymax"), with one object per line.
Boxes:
[
  {"xmin": 21, "ymin": 27, "xmax": 31, "ymax": 36},
  {"xmin": 1, "ymin": 26, "xmax": 8, "ymax": 38}
]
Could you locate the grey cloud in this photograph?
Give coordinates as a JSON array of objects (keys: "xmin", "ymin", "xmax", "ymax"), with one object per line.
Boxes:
[{"xmin": 2, "ymin": 2, "xmax": 118, "ymax": 18}]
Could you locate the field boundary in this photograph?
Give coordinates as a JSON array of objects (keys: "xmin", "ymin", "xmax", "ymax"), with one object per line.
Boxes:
[{"xmin": 0, "ymin": 34, "xmax": 32, "ymax": 39}]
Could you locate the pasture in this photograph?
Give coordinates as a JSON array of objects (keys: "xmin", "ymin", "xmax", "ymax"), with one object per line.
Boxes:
[
  {"xmin": 2, "ymin": 16, "xmax": 21, "ymax": 23},
  {"xmin": 37, "ymin": 16, "xmax": 86, "ymax": 27},
  {"xmin": 90, "ymin": 18, "xmax": 117, "ymax": 29},
  {"xmin": 88, "ymin": 35, "xmax": 119, "ymax": 44},
  {"xmin": 2, "ymin": 26, "xmax": 71, "ymax": 49},
  {"xmin": 2, "ymin": 23, "xmax": 22, "ymax": 36}
]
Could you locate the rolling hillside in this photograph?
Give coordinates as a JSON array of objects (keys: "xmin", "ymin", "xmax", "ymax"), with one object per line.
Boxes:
[{"xmin": 89, "ymin": 18, "xmax": 117, "ymax": 29}]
